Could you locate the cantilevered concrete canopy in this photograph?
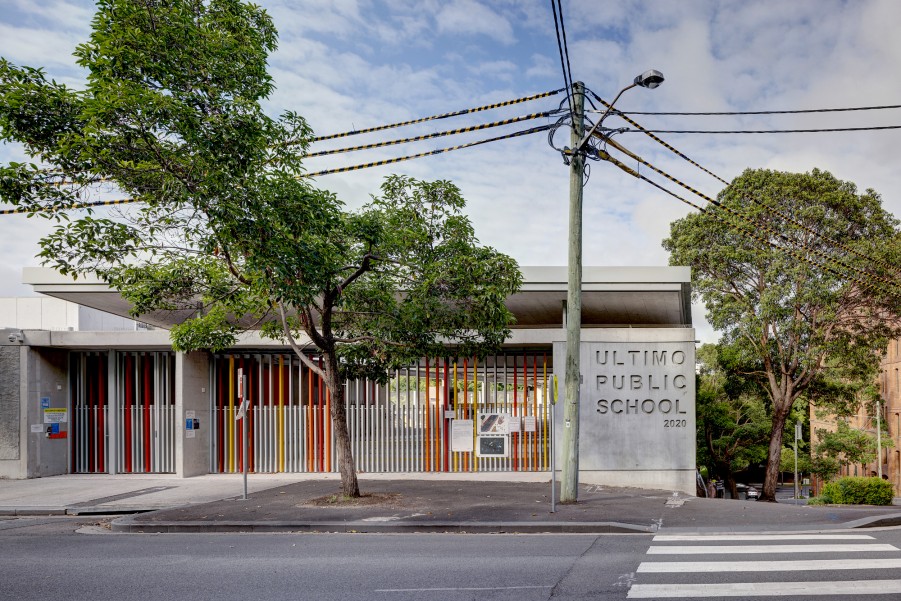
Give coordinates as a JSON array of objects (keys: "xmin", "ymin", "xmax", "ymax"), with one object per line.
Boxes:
[{"xmin": 23, "ymin": 265, "xmax": 692, "ymax": 331}]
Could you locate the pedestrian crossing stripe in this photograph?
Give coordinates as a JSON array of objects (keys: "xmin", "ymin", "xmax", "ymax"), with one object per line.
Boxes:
[
  {"xmin": 637, "ymin": 557, "xmax": 901, "ymax": 572},
  {"xmin": 652, "ymin": 534, "xmax": 874, "ymax": 542},
  {"xmin": 628, "ymin": 579, "xmax": 901, "ymax": 598},
  {"xmin": 647, "ymin": 543, "xmax": 898, "ymax": 554}
]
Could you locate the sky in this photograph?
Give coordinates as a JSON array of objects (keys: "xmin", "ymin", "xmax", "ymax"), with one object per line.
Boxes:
[{"xmin": 2, "ymin": 0, "xmax": 901, "ymax": 344}]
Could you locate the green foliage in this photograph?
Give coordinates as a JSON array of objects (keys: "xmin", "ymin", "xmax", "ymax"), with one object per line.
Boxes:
[
  {"xmin": 820, "ymin": 477, "xmax": 894, "ymax": 505},
  {"xmin": 809, "ymin": 454, "xmax": 842, "ymax": 482},
  {"xmin": 696, "ymin": 343, "xmax": 771, "ymax": 480},
  {"xmin": 0, "ymin": 0, "xmax": 523, "ymax": 496},
  {"xmin": 779, "ymin": 446, "xmax": 812, "ymax": 473},
  {"xmin": 664, "ymin": 168, "xmax": 901, "ymax": 497},
  {"xmin": 814, "ymin": 420, "xmax": 883, "ymax": 468}
]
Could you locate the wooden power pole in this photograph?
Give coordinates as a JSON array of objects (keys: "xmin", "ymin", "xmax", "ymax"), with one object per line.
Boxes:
[{"xmin": 561, "ymin": 81, "xmax": 585, "ymax": 503}]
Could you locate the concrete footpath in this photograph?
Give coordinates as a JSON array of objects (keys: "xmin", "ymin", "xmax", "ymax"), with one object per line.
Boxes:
[{"xmin": 2, "ymin": 473, "xmax": 901, "ymax": 534}]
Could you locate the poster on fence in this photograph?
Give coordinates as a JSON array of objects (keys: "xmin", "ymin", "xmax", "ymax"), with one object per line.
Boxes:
[
  {"xmin": 451, "ymin": 419, "xmax": 473, "ymax": 452},
  {"xmin": 478, "ymin": 413, "xmax": 510, "ymax": 435}
]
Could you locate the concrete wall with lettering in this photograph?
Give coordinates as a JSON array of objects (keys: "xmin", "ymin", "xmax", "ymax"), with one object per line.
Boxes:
[{"xmin": 554, "ymin": 329, "xmax": 696, "ymax": 494}]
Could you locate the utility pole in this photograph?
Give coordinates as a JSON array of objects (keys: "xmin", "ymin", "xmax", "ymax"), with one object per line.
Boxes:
[
  {"xmin": 561, "ymin": 81, "xmax": 585, "ymax": 503},
  {"xmin": 794, "ymin": 420, "xmax": 801, "ymax": 500}
]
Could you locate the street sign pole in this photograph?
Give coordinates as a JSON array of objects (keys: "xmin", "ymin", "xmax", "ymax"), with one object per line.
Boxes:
[
  {"xmin": 794, "ymin": 420, "xmax": 801, "ymax": 500},
  {"xmin": 236, "ymin": 369, "xmax": 248, "ymax": 501},
  {"xmin": 242, "ymin": 375, "xmax": 248, "ymax": 500},
  {"xmin": 551, "ymin": 375, "xmax": 558, "ymax": 513}
]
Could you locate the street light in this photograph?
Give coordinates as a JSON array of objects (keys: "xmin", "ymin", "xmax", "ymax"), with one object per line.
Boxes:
[
  {"xmin": 576, "ymin": 69, "xmax": 664, "ymax": 154},
  {"xmin": 559, "ymin": 71, "xmax": 664, "ymax": 504}
]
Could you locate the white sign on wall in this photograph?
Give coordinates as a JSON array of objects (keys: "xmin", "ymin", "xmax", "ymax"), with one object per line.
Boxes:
[{"xmin": 451, "ymin": 419, "xmax": 473, "ymax": 452}]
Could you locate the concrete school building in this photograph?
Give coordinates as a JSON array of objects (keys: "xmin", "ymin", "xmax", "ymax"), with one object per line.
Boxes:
[{"xmin": 0, "ymin": 266, "xmax": 697, "ymax": 493}]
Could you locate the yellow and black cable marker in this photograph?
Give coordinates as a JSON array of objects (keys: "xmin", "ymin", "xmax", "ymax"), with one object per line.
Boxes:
[
  {"xmin": 3, "ymin": 124, "xmax": 554, "ymax": 213},
  {"xmin": 306, "ymin": 111, "xmax": 559, "ymax": 158},
  {"xmin": 0, "ymin": 197, "xmax": 135, "ymax": 215},
  {"xmin": 597, "ymin": 148, "xmax": 895, "ymax": 298},
  {"xmin": 304, "ymin": 124, "xmax": 553, "ymax": 178},
  {"xmin": 596, "ymin": 134, "xmax": 901, "ymax": 296},
  {"xmin": 38, "ymin": 90, "xmax": 565, "ymax": 188},
  {"xmin": 589, "ymin": 89, "xmax": 901, "ymax": 277},
  {"xmin": 307, "ymin": 88, "xmax": 565, "ymax": 144}
]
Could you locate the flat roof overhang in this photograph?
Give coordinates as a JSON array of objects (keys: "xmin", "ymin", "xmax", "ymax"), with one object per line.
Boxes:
[{"xmin": 23, "ymin": 265, "xmax": 692, "ymax": 330}]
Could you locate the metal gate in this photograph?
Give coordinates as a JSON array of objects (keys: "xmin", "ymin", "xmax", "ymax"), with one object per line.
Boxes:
[
  {"xmin": 70, "ymin": 351, "xmax": 176, "ymax": 473},
  {"xmin": 211, "ymin": 351, "xmax": 552, "ymax": 474}
]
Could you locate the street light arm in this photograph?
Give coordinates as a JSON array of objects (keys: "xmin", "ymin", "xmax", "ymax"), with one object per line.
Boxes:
[{"xmin": 575, "ymin": 82, "xmax": 637, "ymax": 152}]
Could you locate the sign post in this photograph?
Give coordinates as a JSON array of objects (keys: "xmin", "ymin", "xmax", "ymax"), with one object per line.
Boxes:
[
  {"xmin": 794, "ymin": 420, "xmax": 801, "ymax": 500},
  {"xmin": 551, "ymin": 375, "xmax": 558, "ymax": 513},
  {"xmin": 236, "ymin": 369, "xmax": 249, "ymax": 501}
]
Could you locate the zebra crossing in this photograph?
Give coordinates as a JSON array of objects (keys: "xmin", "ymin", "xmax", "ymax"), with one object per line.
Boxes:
[{"xmin": 627, "ymin": 533, "xmax": 901, "ymax": 598}]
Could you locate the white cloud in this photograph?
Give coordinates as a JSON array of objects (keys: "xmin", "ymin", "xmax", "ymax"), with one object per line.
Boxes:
[{"xmin": 435, "ymin": 0, "xmax": 516, "ymax": 45}]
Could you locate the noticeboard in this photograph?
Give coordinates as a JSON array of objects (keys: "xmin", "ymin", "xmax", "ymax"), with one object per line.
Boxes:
[
  {"xmin": 479, "ymin": 413, "xmax": 510, "ymax": 435},
  {"xmin": 451, "ymin": 419, "xmax": 474, "ymax": 452},
  {"xmin": 477, "ymin": 435, "xmax": 508, "ymax": 458}
]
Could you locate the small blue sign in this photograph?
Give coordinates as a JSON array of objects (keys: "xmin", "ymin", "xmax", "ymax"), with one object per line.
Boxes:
[
  {"xmin": 40, "ymin": 397, "xmax": 50, "ymax": 409},
  {"xmin": 185, "ymin": 418, "xmax": 194, "ymax": 430},
  {"xmin": 50, "ymin": 423, "xmax": 60, "ymax": 434}
]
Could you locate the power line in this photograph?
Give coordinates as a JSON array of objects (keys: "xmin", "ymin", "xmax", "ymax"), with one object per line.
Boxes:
[
  {"xmin": 594, "ymin": 104, "xmax": 901, "ymax": 116},
  {"xmin": 306, "ymin": 123, "xmax": 553, "ymax": 177},
  {"xmin": 596, "ymin": 135, "xmax": 901, "ymax": 295},
  {"xmin": 3, "ymin": 123, "xmax": 554, "ymax": 214},
  {"xmin": 618, "ymin": 125, "xmax": 901, "ymax": 134},
  {"xmin": 556, "ymin": 0, "xmax": 575, "ymax": 107},
  {"xmin": 34, "ymin": 91, "xmax": 564, "ymax": 189},
  {"xmin": 308, "ymin": 88, "xmax": 565, "ymax": 143},
  {"xmin": 549, "ymin": 0, "xmax": 574, "ymax": 118},
  {"xmin": 0, "ymin": 197, "xmax": 134, "ymax": 215},
  {"xmin": 586, "ymin": 88, "xmax": 901, "ymax": 276},
  {"xmin": 601, "ymin": 148, "xmax": 892, "ymax": 297},
  {"xmin": 306, "ymin": 111, "xmax": 559, "ymax": 158}
]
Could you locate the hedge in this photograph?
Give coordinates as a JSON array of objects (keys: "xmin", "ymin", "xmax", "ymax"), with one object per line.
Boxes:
[{"xmin": 818, "ymin": 476, "xmax": 894, "ymax": 506}]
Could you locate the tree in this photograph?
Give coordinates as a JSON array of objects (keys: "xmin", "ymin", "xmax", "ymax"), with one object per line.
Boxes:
[
  {"xmin": 0, "ymin": 0, "xmax": 522, "ymax": 497},
  {"xmin": 696, "ymin": 343, "xmax": 770, "ymax": 498},
  {"xmin": 813, "ymin": 420, "xmax": 884, "ymax": 475},
  {"xmin": 665, "ymin": 168, "xmax": 901, "ymax": 501}
]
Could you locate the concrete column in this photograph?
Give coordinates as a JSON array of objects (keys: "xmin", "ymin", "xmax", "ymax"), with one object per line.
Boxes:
[
  {"xmin": 175, "ymin": 351, "xmax": 211, "ymax": 477},
  {"xmin": 23, "ymin": 346, "xmax": 69, "ymax": 478},
  {"xmin": 0, "ymin": 340, "xmax": 24, "ymax": 478},
  {"xmin": 107, "ymin": 350, "xmax": 118, "ymax": 474}
]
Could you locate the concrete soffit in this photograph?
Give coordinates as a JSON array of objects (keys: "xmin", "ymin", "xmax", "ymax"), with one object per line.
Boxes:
[{"xmin": 23, "ymin": 265, "xmax": 693, "ymax": 334}]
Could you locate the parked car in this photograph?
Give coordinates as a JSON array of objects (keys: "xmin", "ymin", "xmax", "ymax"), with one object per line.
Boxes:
[{"xmin": 746, "ymin": 486, "xmax": 760, "ymax": 500}]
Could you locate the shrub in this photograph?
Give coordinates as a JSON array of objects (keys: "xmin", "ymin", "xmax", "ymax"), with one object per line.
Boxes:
[{"xmin": 820, "ymin": 477, "xmax": 894, "ymax": 506}]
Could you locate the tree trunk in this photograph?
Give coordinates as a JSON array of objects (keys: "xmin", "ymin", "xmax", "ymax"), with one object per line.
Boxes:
[
  {"xmin": 324, "ymin": 350, "xmax": 360, "ymax": 498},
  {"xmin": 761, "ymin": 406, "xmax": 790, "ymax": 502},
  {"xmin": 725, "ymin": 473, "xmax": 739, "ymax": 500}
]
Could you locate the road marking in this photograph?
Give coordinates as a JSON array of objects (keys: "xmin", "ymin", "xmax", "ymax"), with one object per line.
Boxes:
[
  {"xmin": 637, "ymin": 558, "xmax": 901, "ymax": 572},
  {"xmin": 653, "ymin": 534, "xmax": 874, "ymax": 542},
  {"xmin": 648, "ymin": 543, "xmax": 898, "ymax": 554},
  {"xmin": 374, "ymin": 585, "xmax": 552, "ymax": 592},
  {"xmin": 627, "ymin": 579, "xmax": 901, "ymax": 598},
  {"xmin": 612, "ymin": 572, "xmax": 637, "ymax": 588}
]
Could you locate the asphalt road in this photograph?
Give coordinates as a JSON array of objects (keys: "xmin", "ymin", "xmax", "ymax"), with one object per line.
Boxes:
[{"xmin": 2, "ymin": 516, "xmax": 901, "ymax": 600}]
